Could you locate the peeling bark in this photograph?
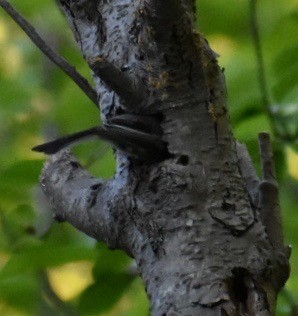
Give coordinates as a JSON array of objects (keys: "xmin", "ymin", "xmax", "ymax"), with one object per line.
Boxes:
[{"xmin": 39, "ymin": 1, "xmax": 290, "ymax": 315}]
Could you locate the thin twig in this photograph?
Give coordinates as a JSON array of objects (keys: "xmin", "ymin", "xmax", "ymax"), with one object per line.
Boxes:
[
  {"xmin": 0, "ymin": 0, "xmax": 98, "ymax": 106},
  {"xmin": 258, "ymin": 132, "xmax": 285, "ymax": 250},
  {"xmin": 249, "ymin": 0, "xmax": 277, "ymax": 135},
  {"xmin": 258, "ymin": 132, "xmax": 276, "ymax": 182},
  {"xmin": 249, "ymin": 0, "xmax": 271, "ymax": 108}
]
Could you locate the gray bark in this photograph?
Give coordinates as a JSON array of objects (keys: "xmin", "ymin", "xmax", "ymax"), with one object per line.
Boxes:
[{"xmin": 41, "ymin": 1, "xmax": 290, "ymax": 315}]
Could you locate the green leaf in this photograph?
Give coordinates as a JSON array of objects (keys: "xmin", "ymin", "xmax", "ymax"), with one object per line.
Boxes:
[
  {"xmin": 234, "ymin": 114, "xmax": 271, "ymax": 141},
  {"xmin": 0, "ymin": 204, "xmax": 37, "ymax": 249},
  {"xmin": 272, "ymin": 65, "xmax": 298, "ymax": 101},
  {"xmin": 0, "ymin": 273, "xmax": 40, "ymax": 314},
  {"xmin": 290, "ymin": 10, "xmax": 298, "ymax": 22},
  {"xmin": 0, "ymin": 243, "xmax": 96, "ymax": 278},
  {"xmin": 271, "ymin": 44, "xmax": 298, "ymax": 101},
  {"xmin": 92, "ymin": 243, "xmax": 131, "ymax": 280},
  {"xmin": 78, "ymin": 273, "xmax": 133, "ymax": 314},
  {"xmin": 1, "ymin": 160, "xmax": 44, "ymax": 186},
  {"xmin": 0, "ymin": 77, "xmax": 31, "ymax": 113},
  {"xmin": 290, "ymin": 141, "xmax": 298, "ymax": 153},
  {"xmin": 89, "ymin": 148, "xmax": 116, "ymax": 179},
  {"xmin": 76, "ymin": 244, "xmax": 133, "ymax": 314},
  {"xmin": 0, "ymin": 183, "xmax": 31, "ymax": 209},
  {"xmin": 272, "ymin": 44, "xmax": 298, "ymax": 75},
  {"xmin": 231, "ymin": 100, "xmax": 263, "ymax": 126},
  {"xmin": 54, "ymin": 81, "xmax": 99, "ymax": 133},
  {"xmin": 272, "ymin": 141, "xmax": 287, "ymax": 184},
  {"xmin": 271, "ymin": 104, "xmax": 298, "ymax": 144},
  {"xmin": 120, "ymin": 277, "xmax": 149, "ymax": 316},
  {"xmin": 197, "ymin": 0, "xmax": 250, "ymax": 40},
  {"xmin": 276, "ymin": 290, "xmax": 292, "ymax": 316},
  {"xmin": 45, "ymin": 223, "xmax": 96, "ymax": 248}
]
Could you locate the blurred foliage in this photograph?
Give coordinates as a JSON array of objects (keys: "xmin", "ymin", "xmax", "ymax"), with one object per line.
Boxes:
[{"xmin": 0, "ymin": 0, "xmax": 297, "ymax": 314}]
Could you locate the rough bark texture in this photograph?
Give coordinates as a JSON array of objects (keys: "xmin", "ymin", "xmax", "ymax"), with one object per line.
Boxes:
[{"xmin": 41, "ymin": 1, "xmax": 290, "ymax": 315}]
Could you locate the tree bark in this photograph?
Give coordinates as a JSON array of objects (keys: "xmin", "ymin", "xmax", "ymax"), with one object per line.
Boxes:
[{"xmin": 40, "ymin": 1, "xmax": 290, "ymax": 315}]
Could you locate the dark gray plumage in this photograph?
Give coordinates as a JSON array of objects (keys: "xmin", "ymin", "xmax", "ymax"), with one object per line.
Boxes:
[{"xmin": 32, "ymin": 114, "xmax": 170, "ymax": 162}]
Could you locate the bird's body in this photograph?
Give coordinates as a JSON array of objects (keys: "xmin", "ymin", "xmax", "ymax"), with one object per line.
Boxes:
[{"xmin": 32, "ymin": 114, "xmax": 169, "ymax": 162}]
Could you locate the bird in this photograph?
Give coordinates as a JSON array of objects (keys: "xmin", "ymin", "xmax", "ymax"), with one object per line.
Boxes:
[{"xmin": 32, "ymin": 114, "xmax": 170, "ymax": 162}]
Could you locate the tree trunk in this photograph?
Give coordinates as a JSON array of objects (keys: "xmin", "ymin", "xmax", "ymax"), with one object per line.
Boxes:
[{"xmin": 40, "ymin": 1, "xmax": 290, "ymax": 315}]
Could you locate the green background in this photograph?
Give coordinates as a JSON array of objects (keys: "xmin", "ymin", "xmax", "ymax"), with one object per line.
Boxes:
[{"xmin": 0, "ymin": 0, "xmax": 297, "ymax": 314}]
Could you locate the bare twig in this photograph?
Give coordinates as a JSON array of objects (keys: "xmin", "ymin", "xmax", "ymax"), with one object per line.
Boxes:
[
  {"xmin": 258, "ymin": 132, "xmax": 285, "ymax": 250},
  {"xmin": 258, "ymin": 132, "xmax": 276, "ymax": 182},
  {"xmin": 249, "ymin": 0, "xmax": 277, "ymax": 135},
  {"xmin": 249, "ymin": 0, "xmax": 271, "ymax": 109},
  {"xmin": 0, "ymin": 0, "xmax": 98, "ymax": 106}
]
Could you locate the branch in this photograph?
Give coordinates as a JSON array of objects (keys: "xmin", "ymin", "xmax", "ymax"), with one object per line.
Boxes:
[
  {"xmin": 0, "ymin": 0, "xmax": 98, "ymax": 106},
  {"xmin": 40, "ymin": 152, "xmax": 111, "ymax": 242},
  {"xmin": 258, "ymin": 132, "xmax": 277, "ymax": 182},
  {"xmin": 40, "ymin": 150, "xmax": 135, "ymax": 253},
  {"xmin": 258, "ymin": 132, "xmax": 284, "ymax": 250}
]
